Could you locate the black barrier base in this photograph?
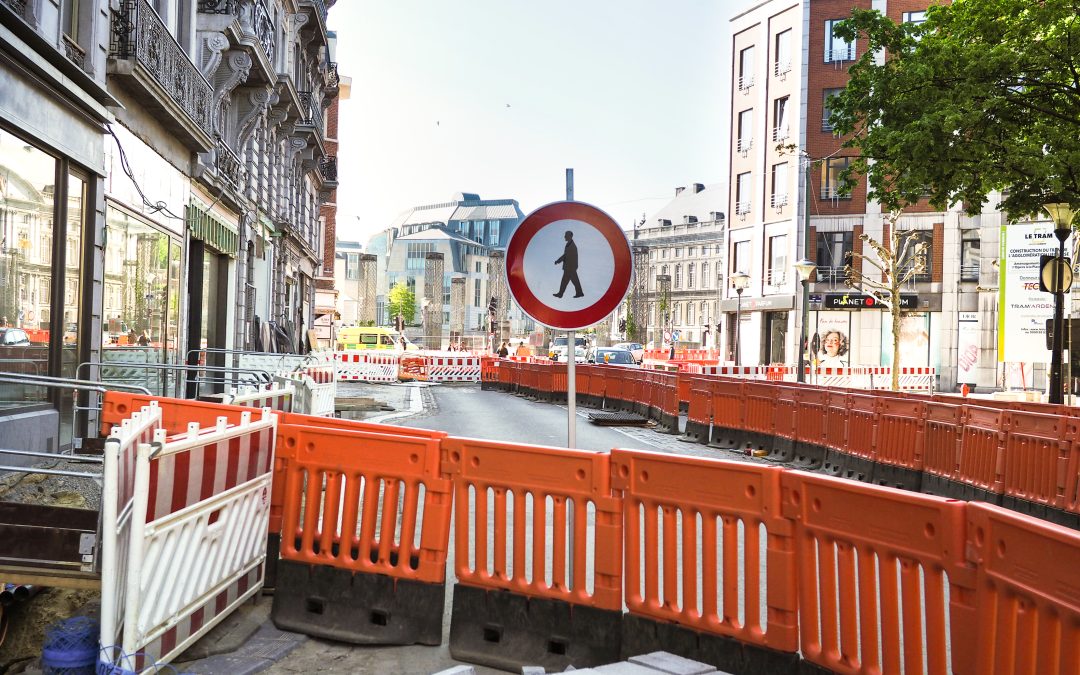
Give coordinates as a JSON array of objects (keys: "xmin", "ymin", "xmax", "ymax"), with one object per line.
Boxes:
[
  {"xmin": 272, "ymin": 560, "xmax": 443, "ymax": 645},
  {"xmin": 792, "ymin": 442, "xmax": 826, "ymax": 469},
  {"xmin": 1042, "ymin": 504, "xmax": 1080, "ymax": 531},
  {"xmin": 657, "ymin": 412, "xmax": 680, "ymax": 435},
  {"xmin": 842, "ymin": 455, "xmax": 873, "ymax": 483},
  {"xmin": 449, "ymin": 584, "xmax": 621, "ymax": 672},
  {"xmin": 481, "ymin": 380, "xmax": 497, "ymax": 391},
  {"xmin": 550, "ymin": 391, "xmax": 567, "ymax": 405},
  {"xmin": 682, "ymin": 420, "xmax": 710, "ymax": 445},
  {"xmin": 765, "ymin": 436, "xmax": 796, "ymax": 463},
  {"xmin": 960, "ymin": 484, "xmax": 1002, "ymax": 506},
  {"xmin": 709, "ymin": 426, "xmax": 742, "ymax": 450},
  {"xmin": 740, "ymin": 431, "xmax": 772, "ymax": 456},
  {"xmin": 871, "ymin": 463, "xmax": 923, "ymax": 492},
  {"xmin": 621, "ymin": 614, "xmax": 800, "ymax": 675},
  {"xmin": 921, "ymin": 473, "xmax": 957, "ymax": 498},
  {"xmin": 263, "ymin": 533, "xmax": 281, "ymax": 593},
  {"xmin": 822, "ymin": 449, "xmax": 846, "ymax": 477},
  {"xmin": 1001, "ymin": 495, "xmax": 1079, "ymax": 530}
]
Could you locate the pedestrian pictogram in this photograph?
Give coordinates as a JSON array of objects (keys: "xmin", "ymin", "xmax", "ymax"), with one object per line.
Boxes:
[{"xmin": 506, "ymin": 201, "xmax": 632, "ymax": 330}]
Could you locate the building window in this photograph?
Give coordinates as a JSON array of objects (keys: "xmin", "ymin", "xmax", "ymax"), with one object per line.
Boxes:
[
  {"xmin": 688, "ymin": 263, "xmax": 695, "ymax": 289},
  {"xmin": 767, "ymin": 234, "xmax": 787, "ymax": 287},
  {"xmin": 898, "ymin": 230, "xmax": 933, "ymax": 282},
  {"xmin": 737, "ymin": 109, "xmax": 753, "ymax": 154},
  {"xmin": 738, "ymin": 45, "xmax": 755, "ymax": 91},
  {"xmin": 474, "ymin": 278, "xmax": 481, "ymax": 306},
  {"xmin": 345, "ymin": 253, "xmax": 359, "ymax": 279},
  {"xmin": 770, "ymin": 162, "xmax": 789, "ymax": 209},
  {"xmin": 821, "ymin": 157, "xmax": 852, "ymax": 199},
  {"xmin": 822, "ymin": 87, "xmax": 844, "ymax": 132},
  {"xmin": 489, "ymin": 220, "xmax": 500, "ymax": 246},
  {"xmin": 661, "ymin": 249, "xmax": 668, "ymax": 259},
  {"xmin": 903, "ymin": 10, "xmax": 927, "ymax": 25},
  {"xmin": 816, "ymin": 231, "xmax": 853, "ymax": 285},
  {"xmin": 736, "ymin": 172, "xmax": 752, "ymax": 215},
  {"xmin": 674, "ymin": 264, "xmax": 682, "ymax": 289},
  {"xmin": 961, "ymin": 230, "xmax": 980, "ymax": 281},
  {"xmin": 732, "ymin": 240, "xmax": 749, "ymax": 278},
  {"xmin": 674, "ymin": 247, "xmax": 681, "ymax": 258},
  {"xmin": 772, "ymin": 96, "xmax": 789, "ymax": 141},
  {"xmin": 825, "ymin": 19, "xmax": 855, "ymax": 62},
  {"xmin": 701, "ymin": 262, "xmax": 709, "ymax": 289},
  {"xmin": 774, "ymin": 29, "xmax": 792, "ymax": 76},
  {"xmin": 475, "ymin": 261, "xmax": 482, "ymax": 274},
  {"xmin": 406, "ymin": 242, "xmax": 435, "ymax": 270}
]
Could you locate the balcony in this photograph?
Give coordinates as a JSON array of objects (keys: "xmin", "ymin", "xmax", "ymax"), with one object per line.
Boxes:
[
  {"xmin": 737, "ymin": 138, "xmax": 752, "ymax": 156},
  {"xmin": 62, "ymin": 34, "xmax": 86, "ymax": 69},
  {"xmin": 773, "ymin": 60, "xmax": 791, "ymax": 77},
  {"xmin": 738, "ymin": 75, "xmax": 754, "ymax": 92},
  {"xmin": 1, "ymin": 0, "xmax": 26, "ymax": 16},
  {"xmin": 770, "ymin": 193, "xmax": 789, "ymax": 209},
  {"xmin": 813, "ymin": 265, "xmax": 848, "ymax": 288},
  {"xmin": 296, "ymin": 90, "xmax": 324, "ymax": 140},
  {"xmin": 298, "ymin": 0, "xmax": 328, "ymax": 34},
  {"xmin": 197, "ymin": 0, "xmax": 239, "ymax": 14},
  {"xmin": 319, "ymin": 155, "xmax": 338, "ymax": 186},
  {"xmin": 110, "ymin": 0, "xmax": 215, "ymax": 152},
  {"xmin": 325, "ymin": 61, "xmax": 339, "ymax": 90},
  {"xmin": 214, "ymin": 137, "xmax": 244, "ymax": 191},
  {"xmin": 772, "ymin": 125, "xmax": 789, "ymax": 142}
]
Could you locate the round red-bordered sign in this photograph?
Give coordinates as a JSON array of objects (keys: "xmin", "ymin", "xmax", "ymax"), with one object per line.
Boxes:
[{"xmin": 506, "ymin": 201, "xmax": 632, "ymax": 330}]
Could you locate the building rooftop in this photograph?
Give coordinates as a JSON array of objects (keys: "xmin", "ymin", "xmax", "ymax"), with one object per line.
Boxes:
[{"xmin": 646, "ymin": 183, "xmax": 727, "ymax": 227}]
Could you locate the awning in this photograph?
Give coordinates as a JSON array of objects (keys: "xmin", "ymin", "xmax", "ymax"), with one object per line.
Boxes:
[{"xmin": 187, "ymin": 199, "xmax": 238, "ymax": 257}]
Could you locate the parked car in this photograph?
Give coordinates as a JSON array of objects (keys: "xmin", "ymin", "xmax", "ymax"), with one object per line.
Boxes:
[
  {"xmin": 586, "ymin": 347, "xmax": 638, "ymax": 366},
  {"xmin": 549, "ymin": 336, "xmax": 586, "ymax": 363},
  {"xmin": 0, "ymin": 328, "xmax": 30, "ymax": 346},
  {"xmin": 612, "ymin": 341, "xmax": 644, "ymax": 363}
]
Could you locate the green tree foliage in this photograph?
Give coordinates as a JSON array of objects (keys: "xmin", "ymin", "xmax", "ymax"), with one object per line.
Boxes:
[
  {"xmin": 829, "ymin": 1, "xmax": 1080, "ymax": 219},
  {"xmin": 387, "ymin": 282, "xmax": 416, "ymax": 324}
]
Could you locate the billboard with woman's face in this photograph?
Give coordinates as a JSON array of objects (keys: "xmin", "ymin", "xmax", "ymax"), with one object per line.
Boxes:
[{"xmin": 811, "ymin": 312, "xmax": 852, "ymax": 368}]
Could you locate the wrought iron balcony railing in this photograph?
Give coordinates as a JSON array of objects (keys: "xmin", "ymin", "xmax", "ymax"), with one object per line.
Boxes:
[
  {"xmin": 297, "ymin": 90, "xmax": 323, "ymax": 134},
  {"xmin": 326, "ymin": 62, "xmax": 340, "ymax": 89},
  {"xmin": 300, "ymin": 0, "xmax": 328, "ymax": 25},
  {"xmin": 319, "ymin": 156, "xmax": 338, "ymax": 183},
  {"xmin": 110, "ymin": 0, "xmax": 215, "ymax": 150},
  {"xmin": 215, "ymin": 138, "xmax": 243, "ymax": 190},
  {"xmin": 197, "ymin": 0, "xmax": 238, "ymax": 14},
  {"xmin": 1, "ymin": 0, "xmax": 27, "ymax": 17},
  {"xmin": 62, "ymin": 34, "xmax": 86, "ymax": 69}
]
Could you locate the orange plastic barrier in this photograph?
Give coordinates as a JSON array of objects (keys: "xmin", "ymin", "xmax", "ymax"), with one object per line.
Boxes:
[
  {"xmin": 399, "ymin": 356, "xmax": 430, "ymax": 381},
  {"xmin": 676, "ymin": 372, "xmax": 691, "ymax": 406},
  {"xmin": 276, "ymin": 423, "xmax": 451, "ymax": 583},
  {"xmin": 480, "ymin": 356, "xmax": 499, "ymax": 383},
  {"xmin": 966, "ymin": 502, "xmax": 1080, "ymax": 674},
  {"xmin": 441, "ymin": 437, "xmax": 622, "ymax": 610},
  {"xmin": 958, "ymin": 406, "xmax": 1007, "ymax": 500},
  {"xmin": 773, "ymin": 385, "xmax": 798, "ymax": 445},
  {"xmin": 101, "ymin": 391, "xmax": 252, "ymax": 436},
  {"xmin": 824, "ymin": 391, "xmax": 850, "ymax": 455},
  {"xmin": 875, "ymin": 397, "xmax": 926, "ymax": 471},
  {"xmin": 781, "ymin": 470, "xmax": 974, "ymax": 675},
  {"xmin": 845, "ymin": 393, "xmax": 878, "ymax": 462},
  {"xmin": 709, "ymin": 378, "xmax": 744, "ymax": 440},
  {"xmin": 742, "ymin": 381, "xmax": 777, "ymax": 439},
  {"xmin": 683, "ymin": 376, "xmax": 712, "ymax": 443},
  {"xmin": 1001, "ymin": 410, "xmax": 1070, "ymax": 512},
  {"xmin": 793, "ymin": 388, "xmax": 829, "ymax": 456},
  {"xmin": 923, "ymin": 402, "xmax": 963, "ymax": 486},
  {"xmin": 611, "ymin": 449, "xmax": 798, "ymax": 654}
]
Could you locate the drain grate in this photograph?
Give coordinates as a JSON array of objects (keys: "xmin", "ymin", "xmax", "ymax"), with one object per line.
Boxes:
[{"xmin": 587, "ymin": 411, "xmax": 650, "ymax": 426}]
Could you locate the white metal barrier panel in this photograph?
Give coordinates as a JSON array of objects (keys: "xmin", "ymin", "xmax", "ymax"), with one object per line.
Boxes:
[
  {"xmin": 228, "ymin": 383, "xmax": 295, "ymax": 412},
  {"xmin": 334, "ymin": 351, "xmax": 400, "ymax": 382},
  {"xmin": 99, "ymin": 402, "xmax": 162, "ymax": 663},
  {"xmin": 120, "ymin": 409, "xmax": 277, "ymax": 669},
  {"xmin": 425, "ymin": 355, "xmax": 481, "ymax": 382}
]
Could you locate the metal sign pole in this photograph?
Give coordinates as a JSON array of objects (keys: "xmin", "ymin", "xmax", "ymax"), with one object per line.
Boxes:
[{"xmin": 566, "ymin": 168, "xmax": 576, "ymax": 449}]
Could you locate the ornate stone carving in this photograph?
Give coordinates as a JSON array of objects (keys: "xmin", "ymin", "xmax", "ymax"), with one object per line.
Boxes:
[{"xmin": 200, "ymin": 32, "xmax": 230, "ymax": 78}]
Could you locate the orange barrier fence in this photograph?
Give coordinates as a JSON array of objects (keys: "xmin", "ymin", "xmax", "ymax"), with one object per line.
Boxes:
[
  {"xmin": 781, "ymin": 470, "xmax": 974, "ymax": 674},
  {"xmin": 611, "ymin": 449, "xmax": 798, "ymax": 655}
]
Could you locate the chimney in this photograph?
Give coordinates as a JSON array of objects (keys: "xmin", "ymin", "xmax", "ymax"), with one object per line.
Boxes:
[
  {"xmin": 693, "ymin": 183, "xmax": 705, "ymax": 193},
  {"xmin": 683, "ymin": 215, "xmax": 698, "ymax": 224},
  {"xmin": 675, "ymin": 186, "xmax": 685, "ymax": 196}
]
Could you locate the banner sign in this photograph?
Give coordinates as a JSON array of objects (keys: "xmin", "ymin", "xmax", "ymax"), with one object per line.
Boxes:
[
  {"xmin": 998, "ymin": 222, "xmax": 1070, "ymax": 362},
  {"xmin": 824, "ymin": 293, "xmax": 918, "ymax": 310}
]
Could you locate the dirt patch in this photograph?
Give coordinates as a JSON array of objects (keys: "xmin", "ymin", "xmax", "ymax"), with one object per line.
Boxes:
[{"xmin": 0, "ymin": 588, "xmax": 99, "ymax": 673}]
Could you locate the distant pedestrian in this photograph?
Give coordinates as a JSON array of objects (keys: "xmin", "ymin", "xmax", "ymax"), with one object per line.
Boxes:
[
  {"xmin": 497, "ymin": 341, "xmax": 509, "ymax": 358},
  {"xmin": 399, "ymin": 336, "xmax": 407, "ymax": 351}
]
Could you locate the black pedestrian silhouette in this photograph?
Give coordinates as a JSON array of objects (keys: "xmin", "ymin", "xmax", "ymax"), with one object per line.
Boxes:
[{"xmin": 553, "ymin": 231, "xmax": 584, "ymax": 298}]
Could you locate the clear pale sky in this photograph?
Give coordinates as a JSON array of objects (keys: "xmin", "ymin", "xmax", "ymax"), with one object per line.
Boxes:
[{"xmin": 328, "ymin": 0, "xmax": 757, "ymax": 245}]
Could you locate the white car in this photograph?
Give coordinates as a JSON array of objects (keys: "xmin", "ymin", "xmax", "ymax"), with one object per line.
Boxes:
[
  {"xmin": 549, "ymin": 336, "xmax": 587, "ymax": 363},
  {"xmin": 612, "ymin": 342, "xmax": 644, "ymax": 363}
]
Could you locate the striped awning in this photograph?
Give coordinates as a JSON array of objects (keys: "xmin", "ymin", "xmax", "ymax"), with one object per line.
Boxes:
[{"xmin": 187, "ymin": 200, "xmax": 238, "ymax": 257}]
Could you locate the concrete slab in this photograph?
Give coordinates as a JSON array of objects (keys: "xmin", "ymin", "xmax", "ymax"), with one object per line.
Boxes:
[
  {"xmin": 628, "ymin": 652, "xmax": 717, "ymax": 674},
  {"xmin": 180, "ymin": 654, "xmax": 273, "ymax": 675},
  {"xmin": 593, "ymin": 663, "xmax": 666, "ymax": 674}
]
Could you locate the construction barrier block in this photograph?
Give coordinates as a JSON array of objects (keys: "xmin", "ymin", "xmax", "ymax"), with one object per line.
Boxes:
[
  {"xmin": 708, "ymin": 379, "xmax": 744, "ymax": 449},
  {"xmin": 765, "ymin": 386, "xmax": 798, "ymax": 463},
  {"xmin": 271, "ymin": 424, "xmax": 452, "ymax": 646},
  {"xmin": 443, "ymin": 437, "xmax": 623, "ymax": 671},
  {"xmin": 274, "ymin": 560, "xmax": 443, "ymax": 645},
  {"xmin": 681, "ymin": 376, "xmax": 712, "ymax": 445},
  {"xmin": 449, "ymin": 583, "xmax": 621, "ymax": 672},
  {"xmin": 740, "ymin": 382, "xmax": 777, "ymax": 455},
  {"xmin": 780, "ymin": 470, "xmax": 972, "ymax": 675},
  {"xmin": 792, "ymin": 388, "xmax": 829, "ymax": 469},
  {"xmin": 957, "ymin": 406, "xmax": 1007, "ymax": 504},
  {"xmin": 966, "ymin": 502, "xmax": 1080, "ymax": 675},
  {"xmin": 1001, "ymin": 410, "xmax": 1070, "ymax": 517},
  {"xmin": 611, "ymin": 449, "xmax": 798, "ymax": 657}
]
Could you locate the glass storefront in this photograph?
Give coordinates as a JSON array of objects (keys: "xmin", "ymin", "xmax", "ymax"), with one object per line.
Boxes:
[
  {"xmin": 103, "ymin": 204, "xmax": 183, "ymax": 395},
  {"xmin": 0, "ymin": 128, "xmax": 88, "ymax": 429}
]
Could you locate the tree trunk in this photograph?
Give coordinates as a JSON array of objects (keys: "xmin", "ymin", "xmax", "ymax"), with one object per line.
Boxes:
[{"xmin": 892, "ymin": 292, "xmax": 901, "ymax": 391}]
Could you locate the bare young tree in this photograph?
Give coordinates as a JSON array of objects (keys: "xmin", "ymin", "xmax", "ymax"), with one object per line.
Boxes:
[{"xmin": 844, "ymin": 210, "xmax": 928, "ymax": 391}]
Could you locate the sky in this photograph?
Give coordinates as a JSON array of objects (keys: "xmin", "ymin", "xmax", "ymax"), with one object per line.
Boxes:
[{"xmin": 328, "ymin": 0, "xmax": 758, "ymax": 245}]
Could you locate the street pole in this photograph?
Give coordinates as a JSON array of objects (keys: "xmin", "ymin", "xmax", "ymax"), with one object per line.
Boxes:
[
  {"xmin": 735, "ymin": 287, "xmax": 744, "ymax": 365},
  {"xmin": 798, "ymin": 278, "xmax": 809, "ymax": 382},
  {"xmin": 798, "ymin": 156, "xmax": 812, "ymax": 383},
  {"xmin": 566, "ymin": 168, "xmax": 576, "ymax": 449},
  {"xmin": 1050, "ymin": 235, "xmax": 1067, "ymax": 404}
]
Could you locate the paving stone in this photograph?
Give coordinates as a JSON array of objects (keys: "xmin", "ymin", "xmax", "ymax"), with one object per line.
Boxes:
[
  {"xmin": 180, "ymin": 654, "xmax": 272, "ymax": 675},
  {"xmin": 432, "ymin": 666, "xmax": 477, "ymax": 675},
  {"xmin": 593, "ymin": 663, "xmax": 666, "ymax": 674},
  {"xmin": 628, "ymin": 652, "xmax": 718, "ymax": 675},
  {"xmin": 522, "ymin": 667, "xmax": 547, "ymax": 675}
]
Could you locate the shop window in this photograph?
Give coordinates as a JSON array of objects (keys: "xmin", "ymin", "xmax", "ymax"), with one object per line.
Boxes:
[{"xmin": 961, "ymin": 230, "xmax": 980, "ymax": 281}]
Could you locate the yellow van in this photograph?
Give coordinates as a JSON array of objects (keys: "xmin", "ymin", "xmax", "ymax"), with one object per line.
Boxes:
[{"xmin": 336, "ymin": 326, "xmax": 419, "ymax": 351}]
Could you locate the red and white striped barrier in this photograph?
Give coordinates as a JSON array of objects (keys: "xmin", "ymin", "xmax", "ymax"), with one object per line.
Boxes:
[
  {"xmin": 118, "ymin": 408, "xmax": 277, "ymax": 670},
  {"xmin": 334, "ymin": 351, "xmax": 400, "ymax": 382},
  {"xmin": 228, "ymin": 383, "xmax": 295, "ymax": 412},
  {"xmin": 425, "ymin": 355, "xmax": 481, "ymax": 382},
  {"xmin": 100, "ymin": 402, "xmax": 162, "ymax": 662}
]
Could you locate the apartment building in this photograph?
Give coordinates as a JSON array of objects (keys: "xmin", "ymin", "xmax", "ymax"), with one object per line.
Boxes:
[
  {"xmin": 727, "ymin": 0, "xmax": 1008, "ymax": 391},
  {"xmin": 0, "ymin": 0, "xmax": 339, "ymax": 446}
]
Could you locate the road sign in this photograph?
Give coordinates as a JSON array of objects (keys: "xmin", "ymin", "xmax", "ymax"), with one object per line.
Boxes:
[{"xmin": 506, "ymin": 201, "xmax": 633, "ymax": 330}]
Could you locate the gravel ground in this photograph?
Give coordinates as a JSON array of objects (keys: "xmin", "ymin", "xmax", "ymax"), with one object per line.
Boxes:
[{"xmin": 0, "ymin": 457, "xmax": 103, "ymax": 511}]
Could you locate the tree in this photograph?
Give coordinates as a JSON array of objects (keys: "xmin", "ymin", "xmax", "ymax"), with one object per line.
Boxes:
[
  {"xmin": 387, "ymin": 282, "xmax": 416, "ymax": 325},
  {"xmin": 845, "ymin": 211, "xmax": 928, "ymax": 391},
  {"xmin": 829, "ymin": 1, "xmax": 1080, "ymax": 220}
]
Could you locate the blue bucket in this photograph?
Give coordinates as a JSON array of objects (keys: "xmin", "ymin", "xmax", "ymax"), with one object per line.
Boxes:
[{"xmin": 40, "ymin": 616, "xmax": 99, "ymax": 675}]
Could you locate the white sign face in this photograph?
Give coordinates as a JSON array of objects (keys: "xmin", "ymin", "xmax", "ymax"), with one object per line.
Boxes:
[
  {"xmin": 998, "ymin": 222, "xmax": 1071, "ymax": 362},
  {"xmin": 521, "ymin": 219, "xmax": 615, "ymax": 312},
  {"xmin": 957, "ymin": 312, "xmax": 979, "ymax": 384}
]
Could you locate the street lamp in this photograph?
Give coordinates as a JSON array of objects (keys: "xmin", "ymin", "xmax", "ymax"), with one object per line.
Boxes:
[
  {"xmin": 1044, "ymin": 202, "xmax": 1076, "ymax": 404},
  {"xmin": 793, "ymin": 258, "xmax": 817, "ymax": 383},
  {"xmin": 731, "ymin": 271, "xmax": 750, "ymax": 364}
]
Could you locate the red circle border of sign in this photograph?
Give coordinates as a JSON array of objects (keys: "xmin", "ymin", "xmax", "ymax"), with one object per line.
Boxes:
[{"xmin": 506, "ymin": 201, "xmax": 632, "ymax": 330}]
